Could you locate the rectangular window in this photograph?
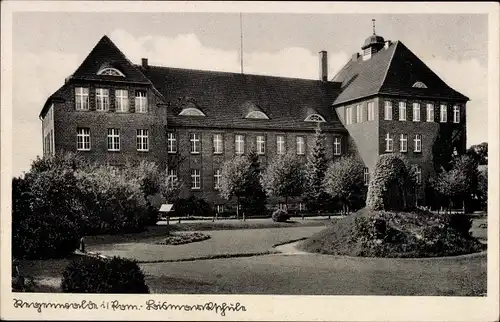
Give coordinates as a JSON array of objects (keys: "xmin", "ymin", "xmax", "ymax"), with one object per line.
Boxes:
[
  {"xmin": 191, "ymin": 169, "xmax": 201, "ymax": 190},
  {"xmin": 414, "ymin": 134, "xmax": 422, "ymax": 153},
  {"xmin": 213, "ymin": 134, "xmax": 223, "ymax": 154},
  {"xmin": 356, "ymin": 104, "xmax": 363, "ymax": 123},
  {"xmin": 413, "ymin": 102, "xmax": 421, "ymax": 122},
  {"xmin": 415, "ymin": 166, "xmax": 422, "ymax": 185},
  {"xmin": 296, "ymin": 136, "xmax": 305, "ymax": 155},
  {"xmin": 107, "ymin": 128, "xmax": 120, "ymax": 151},
  {"xmin": 76, "ymin": 128, "xmax": 91, "ymax": 151},
  {"xmin": 235, "ymin": 135, "xmax": 245, "ymax": 155},
  {"xmin": 363, "ymin": 167, "xmax": 370, "ymax": 186},
  {"xmin": 135, "ymin": 90, "xmax": 147, "ymax": 113},
  {"xmin": 167, "ymin": 133, "xmax": 177, "ymax": 154},
  {"xmin": 115, "ymin": 89, "xmax": 129, "ymax": 112},
  {"xmin": 136, "ymin": 129, "xmax": 149, "ymax": 151},
  {"xmin": 216, "ymin": 204, "xmax": 225, "ymax": 214},
  {"xmin": 368, "ymin": 102, "xmax": 375, "ymax": 121},
  {"xmin": 346, "ymin": 107, "xmax": 353, "ymax": 125},
  {"xmin": 96, "ymin": 88, "xmax": 109, "ymax": 111},
  {"xmin": 426, "ymin": 103, "xmax": 434, "ymax": 122},
  {"xmin": 385, "ymin": 133, "xmax": 393, "ymax": 152},
  {"xmin": 333, "ymin": 137, "xmax": 342, "ymax": 156},
  {"xmin": 384, "ymin": 101, "xmax": 392, "ymax": 120},
  {"xmin": 399, "ymin": 102, "xmax": 407, "ymax": 121},
  {"xmin": 190, "ymin": 133, "xmax": 200, "ymax": 154},
  {"xmin": 453, "ymin": 105, "xmax": 460, "ymax": 123},
  {"xmin": 440, "ymin": 104, "xmax": 447, "ymax": 123},
  {"xmin": 167, "ymin": 168, "xmax": 177, "ymax": 188},
  {"xmin": 277, "ymin": 135, "xmax": 285, "ymax": 155},
  {"xmin": 75, "ymin": 87, "xmax": 89, "ymax": 110},
  {"xmin": 400, "ymin": 134, "xmax": 408, "ymax": 152},
  {"xmin": 256, "ymin": 135, "xmax": 266, "ymax": 155},
  {"xmin": 214, "ymin": 169, "xmax": 222, "ymax": 190}
]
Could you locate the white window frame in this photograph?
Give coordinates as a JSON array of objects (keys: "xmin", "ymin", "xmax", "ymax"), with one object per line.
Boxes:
[
  {"xmin": 385, "ymin": 133, "xmax": 393, "ymax": 152},
  {"xmin": 276, "ymin": 135, "xmax": 285, "ymax": 155},
  {"xmin": 414, "ymin": 165, "xmax": 422, "ymax": 185},
  {"xmin": 235, "ymin": 135, "xmax": 245, "ymax": 155},
  {"xmin": 346, "ymin": 107, "xmax": 353, "ymax": 125},
  {"xmin": 400, "ymin": 134, "xmax": 408, "ymax": 152},
  {"xmin": 167, "ymin": 132, "xmax": 177, "ymax": 154},
  {"xmin": 179, "ymin": 108, "xmax": 206, "ymax": 116},
  {"xmin": 414, "ymin": 134, "xmax": 422, "ymax": 153},
  {"xmin": 440, "ymin": 104, "xmax": 447, "ymax": 123},
  {"xmin": 304, "ymin": 114, "xmax": 326, "ymax": 122},
  {"xmin": 453, "ymin": 105, "xmax": 460, "ymax": 123},
  {"xmin": 296, "ymin": 136, "xmax": 305, "ymax": 155},
  {"xmin": 356, "ymin": 104, "xmax": 363, "ymax": 123},
  {"xmin": 191, "ymin": 169, "xmax": 201, "ymax": 190},
  {"xmin": 115, "ymin": 89, "xmax": 129, "ymax": 112},
  {"xmin": 75, "ymin": 87, "xmax": 89, "ymax": 111},
  {"xmin": 96, "ymin": 88, "xmax": 109, "ymax": 111},
  {"xmin": 413, "ymin": 102, "xmax": 421, "ymax": 122},
  {"xmin": 363, "ymin": 167, "xmax": 370, "ymax": 186},
  {"xmin": 167, "ymin": 168, "xmax": 178, "ymax": 188},
  {"xmin": 399, "ymin": 102, "xmax": 407, "ymax": 121},
  {"xmin": 135, "ymin": 90, "xmax": 148, "ymax": 113},
  {"xmin": 216, "ymin": 204, "xmax": 225, "ymax": 214},
  {"xmin": 213, "ymin": 134, "xmax": 223, "ymax": 154},
  {"xmin": 426, "ymin": 103, "xmax": 434, "ymax": 122},
  {"xmin": 107, "ymin": 128, "xmax": 120, "ymax": 151},
  {"xmin": 76, "ymin": 128, "xmax": 91, "ymax": 151},
  {"xmin": 368, "ymin": 101, "xmax": 375, "ymax": 121},
  {"xmin": 97, "ymin": 67, "xmax": 125, "ymax": 77},
  {"xmin": 136, "ymin": 129, "xmax": 149, "ymax": 152},
  {"xmin": 333, "ymin": 137, "xmax": 342, "ymax": 156},
  {"xmin": 256, "ymin": 135, "xmax": 265, "ymax": 155},
  {"xmin": 214, "ymin": 169, "xmax": 222, "ymax": 190},
  {"xmin": 246, "ymin": 111, "xmax": 269, "ymax": 119},
  {"xmin": 190, "ymin": 133, "xmax": 200, "ymax": 154},
  {"xmin": 384, "ymin": 101, "xmax": 392, "ymax": 120}
]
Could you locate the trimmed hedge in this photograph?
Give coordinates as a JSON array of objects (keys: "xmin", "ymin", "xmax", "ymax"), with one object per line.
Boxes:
[
  {"xmin": 272, "ymin": 209, "xmax": 290, "ymax": 222},
  {"xmin": 61, "ymin": 256, "xmax": 149, "ymax": 293},
  {"xmin": 366, "ymin": 154, "xmax": 416, "ymax": 211}
]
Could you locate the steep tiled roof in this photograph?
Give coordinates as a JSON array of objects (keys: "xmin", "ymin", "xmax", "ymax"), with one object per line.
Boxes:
[
  {"xmin": 39, "ymin": 84, "xmax": 67, "ymax": 118},
  {"xmin": 139, "ymin": 65, "xmax": 345, "ymax": 131},
  {"xmin": 332, "ymin": 41, "xmax": 469, "ymax": 105},
  {"xmin": 71, "ymin": 35, "xmax": 151, "ymax": 84}
]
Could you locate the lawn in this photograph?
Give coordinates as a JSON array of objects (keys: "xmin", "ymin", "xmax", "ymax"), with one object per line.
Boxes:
[
  {"xmin": 87, "ymin": 226, "xmax": 326, "ymax": 262},
  {"xmin": 141, "ymin": 251, "xmax": 486, "ymax": 296}
]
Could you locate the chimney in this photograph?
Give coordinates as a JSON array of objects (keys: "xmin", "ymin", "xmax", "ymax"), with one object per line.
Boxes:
[
  {"xmin": 141, "ymin": 58, "xmax": 149, "ymax": 68},
  {"xmin": 384, "ymin": 40, "xmax": 392, "ymax": 49},
  {"xmin": 319, "ymin": 51, "xmax": 328, "ymax": 82},
  {"xmin": 351, "ymin": 53, "xmax": 360, "ymax": 61}
]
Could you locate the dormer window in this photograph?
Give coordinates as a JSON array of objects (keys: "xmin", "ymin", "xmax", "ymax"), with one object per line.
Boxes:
[
  {"xmin": 412, "ymin": 81, "xmax": 428, "ymax": 89},
  {"xmin": 97, "ymin": 67, "xmax": 125, "ymax": 77},
  {"xmin": 304, "ymin": 114, "xmax": 326, "ymax": 122},
  {"xmin": 179, "ymin": 107, "xmax": 206, "ymax": 116},
  {"xmin": 245, "ymin": 111, "xmax": 269, "ymax": 119}
]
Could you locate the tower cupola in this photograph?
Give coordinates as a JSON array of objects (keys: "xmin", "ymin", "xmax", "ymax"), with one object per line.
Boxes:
[{"xmin": 362, "ymin": 19, "xmax": 385, "ymax": 60}]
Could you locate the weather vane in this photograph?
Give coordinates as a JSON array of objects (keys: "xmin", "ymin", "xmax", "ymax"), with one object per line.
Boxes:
[{"xmin": 372, "ymin": 19, "xmax": 376, "ymax": 35}]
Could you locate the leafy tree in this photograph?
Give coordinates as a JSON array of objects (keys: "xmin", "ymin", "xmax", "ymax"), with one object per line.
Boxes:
[
  {"xmin": 261, "ymin": 152, "xmax": 305, "ymax": 210},
  {"xmin": 219, "ymin": 156, "xmax": 251, "ymax": 220},
  {"xmin": 433, "ymin": 154, "xmax": 479, "ymax": 212},
  {"xmin": 467, "ymin": 142, "xmax": 488, "ymax": 165},
  {"xmin": 477, "ymin": 167, "xmax": 488, "ymax": 211},
  {"xmin": 304, "ymin": 125, "xmax": 330, "ymax": 213},
  {"xmin": 239, "ymin": 151, "xmax": 268, "ymax": 218},
  {"xmin": 323, "ymin": 156, "xmax": 366, "ymax": 214}
]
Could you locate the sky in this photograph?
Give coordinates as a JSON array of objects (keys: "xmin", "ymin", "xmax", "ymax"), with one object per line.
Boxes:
[{"xmin": 11, "ymin": 12, "xmax": 488, "ymax": 176}]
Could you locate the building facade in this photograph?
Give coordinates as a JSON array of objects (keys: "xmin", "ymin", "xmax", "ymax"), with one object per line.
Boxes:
[{"xmin": 39, "ymin": 31, "xmax": 468, "ymax": 210}]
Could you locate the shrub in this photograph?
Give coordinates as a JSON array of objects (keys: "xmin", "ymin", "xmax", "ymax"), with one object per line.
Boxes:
[
  {"xmin": 171, "ymin": 196, "xmax": 214, "ymax": 217},
  {"xmin": 272, "ymin": 209, "xmax": 290, "ymax": 222},
  {"xmin": 156, "ymin": 232, "xmax": 211, "ymax": 245},
  {"xmin": 12, "ymin": 170, "xmax": 81, "ymax": 259},
  {"xmin": 366, "ymin": 154, "xmax": 416, "ymax": 211},
  {"xmin": 61, "ymin": 256, "xmax": 149, "ymax": 293}
]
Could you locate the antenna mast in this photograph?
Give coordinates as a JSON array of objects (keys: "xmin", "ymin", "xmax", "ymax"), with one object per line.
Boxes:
[
  {"xmin": 372, "ymin": 18, "xmax": 376, "ymax": 35},
  {"xmin": 240, "ymin": 12, "xmax": 244, "ymax": 74}
]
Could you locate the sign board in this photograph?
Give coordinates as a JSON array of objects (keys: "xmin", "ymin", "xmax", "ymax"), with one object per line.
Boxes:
[{"xmin": 159, "ymin": 203, "xmax": 174, "ymax": 213}]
